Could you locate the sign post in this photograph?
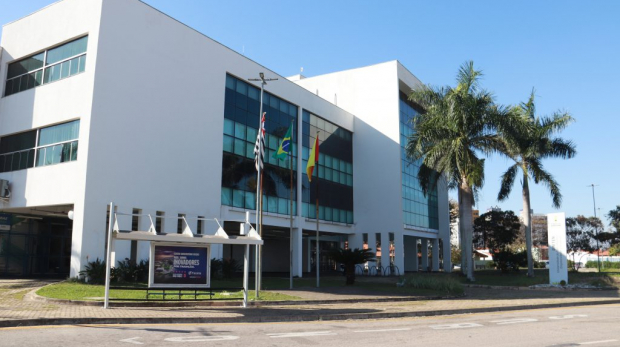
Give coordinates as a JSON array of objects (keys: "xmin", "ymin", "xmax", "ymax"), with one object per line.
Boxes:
[{"xmin": 547, "ymin": 212, "xmax": 568, "ymax": 285}]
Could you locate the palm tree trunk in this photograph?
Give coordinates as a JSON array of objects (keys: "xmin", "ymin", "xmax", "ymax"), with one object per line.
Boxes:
[
  {"xmin": 459, "ymin": 178, "xmax": 475, "ymax": 281},
  {"xmin": 522, "ymin": 175, "xmax": 534, "ymax": 277}
]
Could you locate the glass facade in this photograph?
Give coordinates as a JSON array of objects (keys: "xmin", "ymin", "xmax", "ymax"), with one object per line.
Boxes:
[
  {"xmin": 5, "ymin": 36, "xmax": 88, "ymax": 96},
  {"xmin": 222, "ymin": 74, "xmax": 298, "ymax": 215},
  {"xmin": 399, "ymin": 92, "xmax": 439, "ymax": 229},
  {"xmin": 0, "ymin": 120, "xmax": 80, "ymax": 173},
  {"xmin": 301, "ymin": 110, "xmax": 353, "ymax": 224}
]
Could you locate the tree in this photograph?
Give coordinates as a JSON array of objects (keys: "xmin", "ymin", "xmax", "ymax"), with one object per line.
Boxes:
[
  {"xmin": 329, "ymin": 248, "xmax": 375, "ymax": 285},
  {"xmin": 407, "ymin": 61, "xmax": 509, "ymax": 281},
  {"xmin": 473, "ymin": 210, "xmax": 521, "ymax": 251},
  {"xmin": 609, "ymin": 243, "xmax": 620, "ymax": 256},
  {"xmin": 473, "ymin": 210, "xmax": 524, "ymax": 272},
  {"xmin": 598, "ymin": 206, "xmax": 620, "ymax": 245},
  {"xmin": 497, "ymin": 89, "xmax": 576, "ymax": 277},
  {"xmin": 566, "ymin": 216, "xmax": 599, "ymax": 267}
]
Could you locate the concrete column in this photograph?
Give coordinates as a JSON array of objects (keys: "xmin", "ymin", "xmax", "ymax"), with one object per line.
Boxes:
[
  {"xmin": 404, "ymin": 236, "xmax": 416, "ymax": 272},
  {"xmin": 292, "ymin": 227, "xmax": 303, "ymax": 277},
  {"xmin": 348, "ymin": 232, "xmax": 363, "ymax": 250},
  {"xmin": 432, "ymin": 238, "xmax": 440, "ymax": 271},
  {"xmin": 306, "ymin": 237, "xmax": 312, "ymax": 273},
  {"xmin": 421, "ymin": 238, "xmax": 429, "ymax": 271}
]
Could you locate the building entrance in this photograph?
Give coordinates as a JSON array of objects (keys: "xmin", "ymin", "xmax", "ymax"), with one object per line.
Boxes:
[{"xmin": 0, "ymin": 214, "xmax": 72, "ymax": 277}]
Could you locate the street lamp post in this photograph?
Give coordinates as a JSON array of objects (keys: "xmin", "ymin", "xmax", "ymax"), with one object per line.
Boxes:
[{"xmin": 588, "ymin": 184, "xmax": 601, "ymax": 272}]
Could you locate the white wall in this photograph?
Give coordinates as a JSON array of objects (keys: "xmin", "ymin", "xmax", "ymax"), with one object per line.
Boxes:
[
  {"xmin": 0, "ymin": 0, "xmax": 104, "ymax": 276},
  {"xmin": 78, "ymin": 0, "xmax": 355, "ymax": 274}
]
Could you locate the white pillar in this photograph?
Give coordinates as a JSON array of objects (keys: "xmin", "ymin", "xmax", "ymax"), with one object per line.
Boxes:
[
  {"xmin": 432, "ymin": 238, "xmax": 440, "ymax": 271},
  {"xmin": 421, "ymin": 238, "xmax": 429, "ymax": 271},
  {"xmin": 243, "ymin": 244, "xmax": 249, "ymax": 307},
  {"xmin": 292, "ymin": 227, "xmax": 303, "ymax": 277}
]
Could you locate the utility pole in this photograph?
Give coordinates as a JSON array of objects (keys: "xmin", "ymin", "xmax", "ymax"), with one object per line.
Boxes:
[{"xmin": 588, "ymin": 184, "xmax": 601, "ymax": 272}]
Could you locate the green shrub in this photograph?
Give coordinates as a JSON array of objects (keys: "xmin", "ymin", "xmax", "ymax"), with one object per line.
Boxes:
[
  {"xmin": 586, "ymin": 261, "xmax": 620, "ymax": 269},
  {"xmin": 493, "ymin": 250, "xmax": 527, "ymax": 273},
  {"xmin": 111, "ymin": 258, "xmax": 149, "ymax": 282},
  {"xmin": 79, "ymin": 258, "xmax": 106, "ymax": 284},
  {"xmin": 401, "ymin": 275, "xmax": 464, "ymax": 295}
]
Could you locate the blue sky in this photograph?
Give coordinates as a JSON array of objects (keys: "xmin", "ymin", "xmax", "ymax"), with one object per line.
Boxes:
[{"xmin": 2, "ymin": 1, "xmax": 619, "ymax": 226}]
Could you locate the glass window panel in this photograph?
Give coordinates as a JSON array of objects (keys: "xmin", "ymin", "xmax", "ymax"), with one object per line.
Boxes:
[
  {"xmin": 46, "ymin": 36, "xmax": 88, "ymax": 65},
  {"xmin": 233, "ymin": 139, "xmax": 245, "ymax": 156},
  {"xmin": 19, "ymin": 75, "xmax": 30, "ymax": 92},
  {"xmin": 278, "ymin": 198, "xmax": 288, "ymax": 215},
  {"xmin": 0, "ymin": 155, "xmax": 4, "ymax": 173},
  {"xmin": 268, "ymin": 196, "xmax": 277, "ymax": 213},
  {"xmin": 340, "ymin": 172, "xmax": 346, "ymax": 185},
  {"xmin": 245, "ymin": 191, "xmax": 256, "ymax": 210},
  {"xmin": 346, "ymin": 174, "xmax": 353, "ymax": 186},
  {"xmin": 60, "ymin": 60, "xmax": 70, "ymax": 79},
  {"xmin": 289, "ymin": 104, "xmax": 297, "ymax": 117},
  {"xmin": 325, "ymin": 207, "xmax": 332, "ymax": 221},
  {"xmin": 50, "ymin": 144, "xmax": 63, "ymax": 164},
  {"xmin": 325, "ymin": 168, "xmax": 332, "ymax": 181},
  {"xmin": 247, "ymin": 86, "xmax": 259, "ymax": 100},
  {"xmin": 340, "ymin": 160, "xmax": 346, "ymax": 172},
  {"xmin": 221, "ymin": 187, "xmax": 232, "ymax": 206},
  {"xmin": 268, "ymin": 134, "xmax": 278, "ymax": 149},
  {"xmin": 69, "ymin": 57, "xmax": 80, "ymax": 76},
  {"xmin": 36, "ymin": 148, "xmax": 45, "ymax": 167},
  {"xmin": 340, "ymin": 210, "xmax": 347, "ymax": 223},
  {"xmin": 0, "ymin": 130, "xmax": 37, "ymax": 154},
  {"xmin": 5, "ymin": 79, "xmax": 14, "ymax": 96},
  {"xmin": 234, "ymin": 122, "xmax": 246, "ymax": 139},
  {"xmin": 235, "ymin": 80, "xmax": 247, "ymax": 95},
  {"xmin": 223, "ymin": 136, "xmax": 234, "ymax": 152},
  {"xmin": 226, "ymin": 75, "xmax": 235, "ymax": 90},
  {"xmin": 245, "ymin": 142, "xmax": 254, "ymax": 158},
  {"xmin": 318, "ymin": 153, "xmax": 325, "ymax": 165},
  {"xmin": 233, "ymin": 190, "xmax": 244, "ymax": 208},
  {"xmin": 224, "ymin": 119, "xmax": 234, "ymax": 135},
  {"xmin": 38, "ymin": 120, "xmax": 80, "ymax": 146},
  {"xmin": 7, "ymin": 53, "xmax": 44, "ymax": 79},
  {"xmin": 18, "ymin": 151, "xmax": 28, "ymax": 170},
  {"xmin": 246, "ymin": 127, "xmax": 257, "ymax": 142},
  {"xmin": 318, "ymin": 166, "xmax": 324, "ymax": 179},
  {"xmin": 34, "ymin": 70, "xmax": 42, "ymax": 86},
  {"xmin": 324, "ymin": 155, "xmax": 332, "ymax": 168},
  {"xmin": 10, "ymin": 152, "xmax": 20, "ymax": 171},
  {"xmin": 60, "ymin": 143, "xmax": 72, "ymax": 163},
  {"xmin": 78, "ymin": 55, "xmax": 86, "ymax": 73},
  {"xmin": 269, "ymin": 95, "xmax": 279, "ymax": 110},
  {"xmin": 347, "ymin": 211, "xmax": 353, "ymax": 224},
  {"xmin": 317, "ymin": 118, "xmax": 325, "ymax": 131},
  {"xmin": 70, "ymin": 142, "xmax": 78, "ymax": 161},
  {"xmin": 308, "ymin": 204, "xmax": 316, "ymax": 219}
]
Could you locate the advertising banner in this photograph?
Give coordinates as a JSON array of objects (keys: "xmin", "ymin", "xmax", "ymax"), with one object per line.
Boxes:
[
  {"xmin": 547, "ymin": 212, "xmax": 568, "ymax": 285},
  {"xmin": 151, "ymin": 244, "xmax": 210, "ymax": 287}
]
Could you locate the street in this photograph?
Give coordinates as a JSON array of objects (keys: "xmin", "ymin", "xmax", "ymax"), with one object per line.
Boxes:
[{"xmin": 0, "ymin": 304, "xmax": 618, "ymax": 347}]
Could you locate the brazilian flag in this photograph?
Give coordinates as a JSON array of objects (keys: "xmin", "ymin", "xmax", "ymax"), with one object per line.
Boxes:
[{"xmin": 273, "ymin": 124, "xmax": 293, "ymax": 160}]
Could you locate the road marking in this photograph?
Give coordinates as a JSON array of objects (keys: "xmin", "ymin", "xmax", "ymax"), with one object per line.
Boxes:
[
  {"xmin": 549, "ymin": 314, "xmax": 588, "ymax": 320},
  {"xmin": 490, "ymin": 318, "xmax": 538, "ymax": 325},
  {"xmin": 578, "ymin": 340, "xmax": 619, "ymax": 345},
  {"xmin": 164, "ymin": 336, "xmax": 239, "ymax": 342},
  {"xmin": 429, "ymin": 323, "xmax": 483, "ymax": 330},
  {"xmin": 120, "ymin": 337, "xmax": 143, "ymax": 345},
  {"xmin": 353, "ymin": 328, "xmax": 411, "ymax": 333},
  {"xmin": 266, "ymin": 331, "xmax": 336, "ymax": 338}
]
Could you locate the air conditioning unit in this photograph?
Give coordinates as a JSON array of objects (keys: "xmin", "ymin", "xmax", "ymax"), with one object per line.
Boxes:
[{"xmin": 0, "ymin": 180, "xmax": 10, "ymax": 199}]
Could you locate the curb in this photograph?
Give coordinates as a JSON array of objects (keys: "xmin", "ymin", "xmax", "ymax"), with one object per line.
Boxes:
[
  {"xmin": 463, "ymin": 284, "xmax": 617, "ymax": 291},
  {"xmin": 3, "ymin": 299, "xmax": 620, "ymax": 328}
]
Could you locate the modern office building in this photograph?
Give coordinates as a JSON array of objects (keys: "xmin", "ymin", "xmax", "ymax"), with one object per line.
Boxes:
[{"xmin": 0, "ymin": 0, "xmax": 450, "ymax": 278}]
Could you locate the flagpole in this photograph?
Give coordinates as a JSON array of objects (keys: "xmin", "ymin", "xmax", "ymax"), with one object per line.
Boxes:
[
  {"xmin": 289, "ymin": 120, "xmax": 294, "ymax": 290},
  {"xmin": 315, "ymin": 131, "xmax": 320, "ymax": 288},
  {"xmin": 248, "ymin": 73, "xmax": 278, "ymax": 300}
]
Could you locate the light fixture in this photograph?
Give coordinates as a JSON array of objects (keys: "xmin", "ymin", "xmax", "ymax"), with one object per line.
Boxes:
[{"xmin": 68, "ymin": 210, "xmax": 74, "ymax": 220}]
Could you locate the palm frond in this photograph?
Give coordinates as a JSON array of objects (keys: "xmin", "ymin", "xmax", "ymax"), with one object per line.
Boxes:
[{"xmin": 498, "ymin": 163, "xmax": 519, "ymax": 201}]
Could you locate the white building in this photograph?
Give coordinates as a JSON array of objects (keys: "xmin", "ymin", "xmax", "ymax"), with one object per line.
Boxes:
[{"xmin": 0, "ymin": 0, "xmax": 450, "ymax": 278}]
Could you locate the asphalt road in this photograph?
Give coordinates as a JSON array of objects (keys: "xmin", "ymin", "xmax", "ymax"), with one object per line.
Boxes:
[{"xmin": 1, "ymin": 305, "xmax": 619, "ymax": 347}]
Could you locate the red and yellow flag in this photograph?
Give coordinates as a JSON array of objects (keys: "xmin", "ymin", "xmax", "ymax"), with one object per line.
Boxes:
[{"xmin": 306, "ymin": 136, "xmax": 319, "ymax": 182}]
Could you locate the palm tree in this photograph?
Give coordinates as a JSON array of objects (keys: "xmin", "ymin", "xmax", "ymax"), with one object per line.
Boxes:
[
  {"xmin": 497, "ymin": 89, "xmax": 576, "ymax": 277},
  {"xmin": 329, "ymin": 248, "xmax": 375, "ymax": 285},
  {"xmin": 406, "ymin": 61, "xmax": 508, "ymax": 281}
]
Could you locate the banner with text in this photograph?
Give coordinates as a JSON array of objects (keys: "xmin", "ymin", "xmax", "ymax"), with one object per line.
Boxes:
[{"xmin": 152, "ymin": 245, "xmax": 209, "ymax": 287}]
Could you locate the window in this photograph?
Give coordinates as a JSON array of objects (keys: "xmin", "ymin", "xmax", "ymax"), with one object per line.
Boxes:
[
  {"xmin": 5, "ymin": 36, "xmax": 88, "ymax": 96},
  {"xmin": 177, "ymin": 214, "xmax": 186, "ymax": 234},
  {"xmin": 197, "ymin": 216, "xmax": 204, "ymax": 235},
  {"xmin": 0, "ymin": 120, "xmax": 80, "ymax": 173},
  {"xmin": 156, "ymin": 211, "xmax": 164, "ymax": 233}
]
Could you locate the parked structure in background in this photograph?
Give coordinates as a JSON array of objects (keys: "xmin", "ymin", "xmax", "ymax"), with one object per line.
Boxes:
[{"xmin": 0, "ymin": 0, "xmax": 450, "ymax": 278}]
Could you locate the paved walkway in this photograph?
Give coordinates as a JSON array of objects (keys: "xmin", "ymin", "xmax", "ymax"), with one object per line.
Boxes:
[{"xmin": 0, "ymin": 279, "xmax": 618, "ymax": 327}]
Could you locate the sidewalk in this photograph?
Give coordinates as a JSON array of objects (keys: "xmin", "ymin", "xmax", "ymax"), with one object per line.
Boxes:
[{"xmin": 0, "ymin": 279, "xmax": 618, "ymax": 327}]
